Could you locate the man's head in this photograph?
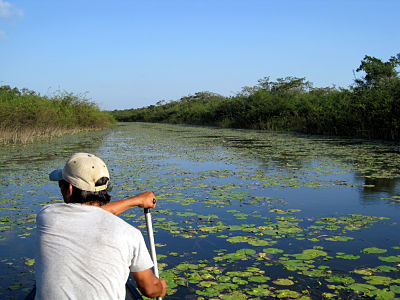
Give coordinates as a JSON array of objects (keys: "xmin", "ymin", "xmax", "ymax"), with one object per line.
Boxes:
[{"xmin": 49, "ymin": 153, "xmax": 111, "ymax": 205}]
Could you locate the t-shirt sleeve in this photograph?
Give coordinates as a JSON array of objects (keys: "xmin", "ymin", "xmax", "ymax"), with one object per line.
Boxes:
[{"xmin": 129, "ymin": 230, "xmax": 154, "ymax": 273}]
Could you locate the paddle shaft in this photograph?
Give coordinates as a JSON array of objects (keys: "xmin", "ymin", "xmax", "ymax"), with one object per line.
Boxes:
[{"xmin": 144, "ymin": 207, "xmax": 162, "ymax": 300}]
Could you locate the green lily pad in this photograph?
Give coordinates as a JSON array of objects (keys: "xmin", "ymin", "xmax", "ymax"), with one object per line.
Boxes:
[
  {"xmin": 196, "ymin": 287, "xmax": 220, "ymax": 297},
  {"xmin": 275, "ymin": 289, "xmax": 301, "ymax": 298},
  {"xmin": 248, "ymin": 239, "xmax": 272, "ymax": 247},
  {"xmin": 348, "ymin": 283, "xmax": 377, "ymax": 293},
  {"xmin": 292, "ymin": 249, "xmax": 327, "ymax": 260},
  {"xmin": 325, "ymin": 235, "xmax": 354, "ymax": 242},
  {"xmin": 24, "ymin": 258, "xmax": 35, "ymax": 266},
  {"xmin": 8, "ymin": 281, "xmax": 22, "ymax": 291},
  {"xmin": 378, "ymin": 256, "xmax": 400, "ymax": 263},
  {"xmin": 353, "ymin": 268, "xmax": 373, "ymax": 275},
  {"xmin": 336, "ymin": 253, "xmax": 360, "ymax": 260},
  {"xmin": 301, "ymin": 269, "xmax": 327, "ymax": 277},
  {"xmin": 325, "ymin": 276, "xmax": 355, "ymax": 285},
  {"xmin": 263, "ymin": 247, "xmax": 284, "ymax": 254},
  {"xmin": 236, "ymin": 248, "xmax": 256, "ymax": 255},
  {"xmin": 362, "ymin": 247, "xmax": 387, "ymax": 254},
  {"xmin": 322, "ymin": 292, "xmax": 338, "ymax": 298},
  {"xmin": 248, "ymin": 275, "xmax": 270, "ymax": 283},
  {"xmin": 226, "ymin": 236, "xmax": 249, "ymax": 243},
  {"xmin": 363, "ymin": 276, "xmax": 392, "ymax": 285},
  {"xmin": 391, "ymin": 285, "xmax": 400, "ymax": 294},
  {"xmin": 232, "ymin": 277, "xmax": 248, "ymax": 285},
  {"xmin": 273, "ymin": 278, "xmax": 295, "ymax": 286},
  {"xmin": 220, "ymin": 291, "xmax": 248, "ymax": 300},
  {"xmin": 365, "ymin": 288, "xmax": 395, "ymax": 299},
  {"xmin": 374, "ymin": 265, "xmax": 398, "ymax": 272},
  {"xmin": 198, "ymin": 281, "xmax": 216, "ymax": 288},
  {"xmin": 246, "ymin": 284, "xmax": 273, "ymax": 296}
]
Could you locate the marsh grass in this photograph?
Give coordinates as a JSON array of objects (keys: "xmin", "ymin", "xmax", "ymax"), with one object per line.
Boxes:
[
  {"xmin": 0, "ymin": 86, "xmax": 114, "ymax": 144},
  {"xmin": 0, "ymin": 125, "xmax": 85, "ymax": 144}
]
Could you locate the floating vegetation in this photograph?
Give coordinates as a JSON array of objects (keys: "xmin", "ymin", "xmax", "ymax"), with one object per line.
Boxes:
[{"xmin": 1, "ymin": 123, "xmax": 400, "ymax": 299}]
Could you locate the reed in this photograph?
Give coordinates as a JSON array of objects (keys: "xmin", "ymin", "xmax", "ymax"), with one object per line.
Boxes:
[
  {"xmin": 0, "ymin": 125, "xmax": 94, "ymax": 144},
  {"xmin": 0, "ymin": 86, "xmax": 115, "ymax": 144}
]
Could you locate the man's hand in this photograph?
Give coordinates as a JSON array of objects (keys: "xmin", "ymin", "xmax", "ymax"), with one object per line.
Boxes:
[
  {"xmin": 159, "ymin": 279, "xmax": 167, "ymax": 297},
  {"xmin": 137, "ymin": 191, "xmax": 157, "ymax": 209}
]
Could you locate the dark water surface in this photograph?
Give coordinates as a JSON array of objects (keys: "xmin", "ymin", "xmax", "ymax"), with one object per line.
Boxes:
[{"xmin": 1, "ymin": 123, "xmax": 400, "ymax": 299}]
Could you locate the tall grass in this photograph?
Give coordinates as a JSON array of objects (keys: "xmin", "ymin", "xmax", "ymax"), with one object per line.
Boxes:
[{"xmin": 0, "ymin": 86, "xmax": 115, "ymax": 144}]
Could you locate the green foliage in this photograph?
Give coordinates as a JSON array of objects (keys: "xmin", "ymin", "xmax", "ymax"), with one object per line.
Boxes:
[
  {"xmin": 355, "ymin": 53, "xmax": 400, "ymax": 89},
  {"xmin": 111, "ymin": 53, "xmax": 400, "ymax": 141},
  {"xmin": 0, "ymin": 86, "xmax": 115, "ymax": 143}
]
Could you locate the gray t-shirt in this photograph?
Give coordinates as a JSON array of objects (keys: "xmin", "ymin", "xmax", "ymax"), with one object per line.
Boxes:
[{"xmin": 35, "ymin": 203, "xmax": 153, "ymax": 300}]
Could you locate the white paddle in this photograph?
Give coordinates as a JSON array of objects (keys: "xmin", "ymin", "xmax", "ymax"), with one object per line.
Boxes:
[{"xmin": 144, "ymin": 205, "xmax": 162, "ymax": 300}]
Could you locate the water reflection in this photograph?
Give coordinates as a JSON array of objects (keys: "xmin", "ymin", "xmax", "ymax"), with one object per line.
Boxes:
[
  {"xmin": 356, "ymin": 175, "xmax": 400, "ymax": 205},
  {"xmin": 363, "ymin": 177, "xmax": 400, "ymax": 194}
]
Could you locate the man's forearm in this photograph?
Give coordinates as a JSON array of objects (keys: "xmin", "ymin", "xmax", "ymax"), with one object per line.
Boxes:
[
  {"xmin": 101, "ymin": 197, "xmax": 141, "ymax": 215},
  {"xmin": 101, "ymin": 192, "xmax": 156, "ymax": 216}
]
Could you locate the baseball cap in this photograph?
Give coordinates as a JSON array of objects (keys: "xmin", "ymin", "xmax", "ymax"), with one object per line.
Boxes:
[{"xmin": 49, "ymin": 153, "xmax": 110, "ymax": 192}]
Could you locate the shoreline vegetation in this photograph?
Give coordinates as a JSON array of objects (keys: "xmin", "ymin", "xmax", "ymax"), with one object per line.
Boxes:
[
  {"xmin": 111, "ymin": 53, "xmax": 400, "ymax": 141},
  {"xmin": 0, "ymin": 86, "xmax": 115, "ymax": 144}
]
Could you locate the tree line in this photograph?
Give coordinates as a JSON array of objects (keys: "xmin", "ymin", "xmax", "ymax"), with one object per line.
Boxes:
[
  {"xmin": 111, "ymin": 53, "xmax": 400, "ymax": 141},
  {"xmin": 0, "ymin": 87, "xmax": 115, "ymax": 143}
]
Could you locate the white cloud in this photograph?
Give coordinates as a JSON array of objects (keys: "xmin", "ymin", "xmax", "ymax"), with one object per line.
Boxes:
[
  {"xmin": 0, "ymin": 0, "xmax": 23, "ymax": 20},
  {"xmin": 0, "ymin": 29, "xmax": 7, "ymax": 40}
]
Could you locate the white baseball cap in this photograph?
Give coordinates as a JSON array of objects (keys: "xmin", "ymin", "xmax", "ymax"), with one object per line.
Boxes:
[{"xmin": 49, "ymin": 153, "xmax": 110, "ymax": 192}]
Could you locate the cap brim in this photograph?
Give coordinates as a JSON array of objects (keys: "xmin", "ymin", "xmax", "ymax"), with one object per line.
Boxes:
[{"xmin": 49, "ymin": 169, "xmax": 63, "ymax": 181}]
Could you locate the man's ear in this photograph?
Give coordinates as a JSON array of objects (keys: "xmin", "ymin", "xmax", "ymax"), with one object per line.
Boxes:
[
  {"xmin": 68, "ymin": 183, "xmax": 73, "ymax": 196},
  {"xmin": 63, "ymin": 183, "xmax": 73, "ymax": 203}
]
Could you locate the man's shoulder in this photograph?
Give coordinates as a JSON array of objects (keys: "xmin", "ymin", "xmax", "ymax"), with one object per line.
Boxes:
[
  {"xmin": 37, "ymin": 203, "xmax": 66, "ymax": 216},
  {"xmin": 37, "ymin": 203, "xmax": 142, "ymax": 235}
]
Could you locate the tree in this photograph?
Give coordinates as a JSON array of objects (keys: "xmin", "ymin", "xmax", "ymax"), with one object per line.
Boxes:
[
  {"xmin": 355, "ymin": 53, "xmax": 400, "ymax": 89},
  {"xmin": 270, "ymin": 77, "xmax": 312, "ymax": 95}
]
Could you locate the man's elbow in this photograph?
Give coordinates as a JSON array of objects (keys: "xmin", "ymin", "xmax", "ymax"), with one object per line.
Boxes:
[
  {"xmin": 143, "ymin": 289, "xmax": 160, "ymax": 298},
  {"xmin": 132, "ymin": 269, "xmax": 167, "ymax": 298}
]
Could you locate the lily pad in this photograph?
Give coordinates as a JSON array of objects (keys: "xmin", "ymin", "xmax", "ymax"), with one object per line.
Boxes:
[
  {"xmin": 378, "ymin": 256, "xmax": 400, "ymax": 263},
  {"xmin": 273, "ymin": 278, "xmax": 295, "ymax": 286},
  {"xmin": 348, "ymin": 283, "xmax": 377, "ymax": 293},
  {"xmin": 363, "ymin": 276, "xmax": 393, "ymax": 285},
  {"xmin": 263, "ymin": 247, "xmax": 284, "ymax": 254},
  {"xmin": 275, "ymin": 289, "xmax": 301, "ymax": 298},
  {"xmin": 362, "ymin": 247, "xmax": 387, "ymax": 254},
  {"xmin": 391, "ymin": 285, "xmax": 400, "ymax": 294},
  {"xmin": 248, "ymin": 275, "xmax": 270, "ymax": 283}
]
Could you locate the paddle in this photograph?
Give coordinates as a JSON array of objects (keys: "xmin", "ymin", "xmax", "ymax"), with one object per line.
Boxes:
[{"xmin": 144, "ymin": 203, "xmax": 162, "ymax": 300}]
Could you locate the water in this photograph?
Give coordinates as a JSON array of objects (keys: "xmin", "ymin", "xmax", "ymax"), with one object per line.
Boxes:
[{"xmin": 1, "ymin": 123, "xmax": 400, "ymax": 299}]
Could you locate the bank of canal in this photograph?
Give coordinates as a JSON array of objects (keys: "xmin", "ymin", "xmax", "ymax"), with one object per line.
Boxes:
[{"xmin": 1, "ymin": 123, "xmax": 400, "ymax": 299}]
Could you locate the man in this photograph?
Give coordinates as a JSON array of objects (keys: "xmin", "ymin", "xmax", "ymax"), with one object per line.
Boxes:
[{"xmin": 35, "ymin": 152, "xmax": 167, "ymax": 299}]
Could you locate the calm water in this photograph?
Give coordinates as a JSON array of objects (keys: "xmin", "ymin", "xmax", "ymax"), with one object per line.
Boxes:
[{"xmin": 1, "ymin": 123, "xmax": 400, "ymax": 299}]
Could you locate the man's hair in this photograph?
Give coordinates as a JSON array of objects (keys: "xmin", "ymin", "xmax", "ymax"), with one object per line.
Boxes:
[{"xmin": 58, "ymin": 177, "xmax": 111, "ymax": 206}]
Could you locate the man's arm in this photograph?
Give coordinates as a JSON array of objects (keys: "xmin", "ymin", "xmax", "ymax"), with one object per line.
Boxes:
[
  {"xmin": 132, "ymin": 268, "xmax": 167, "ymax": 298},
  {"xmin": 101, "ymin": 192, "xmax": 157, "ymax": 216}
]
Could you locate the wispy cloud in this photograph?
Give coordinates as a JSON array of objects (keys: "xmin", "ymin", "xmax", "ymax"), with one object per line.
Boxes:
[
  {"xmin": 0, "ymin": 1, "xmax": 23, "ymax": 39},
  {"xmin": 0, "ymin": 0, "xmax": 24, "ymax": 21},
  {"xmin": 0, "ymin": 29, "xmax": 7, "ymax": 40}
]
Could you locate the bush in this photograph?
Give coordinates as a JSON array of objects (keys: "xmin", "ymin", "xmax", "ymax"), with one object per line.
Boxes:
[{"xmin": 0, "ymin": 87, "xmax": 115, "ymax": 143}]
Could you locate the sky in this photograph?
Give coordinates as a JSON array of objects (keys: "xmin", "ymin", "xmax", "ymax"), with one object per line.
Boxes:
[{"xmin": 1, "ymin": 0, "xmax": 400, "ymax": 110}]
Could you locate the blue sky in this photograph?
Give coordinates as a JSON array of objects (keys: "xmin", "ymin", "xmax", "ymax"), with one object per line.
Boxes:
[{"xmin": 1, "ymin": 1, "xmax": 399, "ymax": 110}]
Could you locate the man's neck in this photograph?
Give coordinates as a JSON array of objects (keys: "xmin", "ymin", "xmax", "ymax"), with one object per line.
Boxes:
[{"xmin": 83, "ymin": 202, "xmax": 101, "ymax": 207}]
